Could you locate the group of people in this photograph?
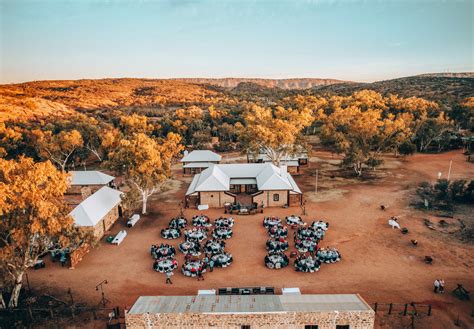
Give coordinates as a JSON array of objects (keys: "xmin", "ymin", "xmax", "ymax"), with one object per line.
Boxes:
[
  {"xmin": 294, "ymin": 254, "xmax": 321, "ymax": 273},
  {"xmin": 155, "ymin": 214, "xmax": 234, "ymax": 283},
  {"xmin": 433, "ymin": 279, "xmax": 445, "ymax": 293}
]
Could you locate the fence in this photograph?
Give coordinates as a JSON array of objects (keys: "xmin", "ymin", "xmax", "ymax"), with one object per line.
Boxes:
[
  {"xmin": 0, "ymin": 305, "xmax": 124, "ymax": 328},
  {"xmin": 373, "ymin": 302, "xmax": 432, "ymax": 316}
]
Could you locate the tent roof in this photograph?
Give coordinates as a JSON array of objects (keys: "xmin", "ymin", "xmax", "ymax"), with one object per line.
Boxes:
[
  {"xmin": 181, "ymin": 150, "xmax": 222, "ymax": 163},
  {"xmin": 70, "ymin": 171, "xmax": 115, "ymax": 186},
  {"xmin": 70, "ymin": 186, "xmax": 123, "ymax": 227}
]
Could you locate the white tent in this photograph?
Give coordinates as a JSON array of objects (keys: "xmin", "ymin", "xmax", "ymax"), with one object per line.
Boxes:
[{"xmin": 70, "ymin": 171, "xmax": 115, "ymax": 186}]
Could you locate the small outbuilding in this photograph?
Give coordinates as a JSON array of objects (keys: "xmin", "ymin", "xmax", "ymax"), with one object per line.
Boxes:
[
  {"xmin": 68, "ymin": 170, "xmax": 115, "ymax": 200},
  {"xmin": 70, "ymin": 186, "xmax": 123, "ymax": 239},
  {"xmin": 181, "ymin": 150, "xmax": 222, "ymax": 175},
  {"xmin": 247, "ymin": 151, "xmax": 309, "ymax": 174}
]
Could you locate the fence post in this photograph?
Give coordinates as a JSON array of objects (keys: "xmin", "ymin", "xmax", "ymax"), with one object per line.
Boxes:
[
  {"xmin": 374, "ymin": 302, "xmax": 378, "ymax": 313},
  {"xmin": 28, "ymin": 306, "xmax": 33, "ymax": 321},
  {"xmin": 388, "ymin": 303, "xmax": 393, "ymax": 315},
  {"xmin": 403, "ymin": 304, "xmax": 408, "ymax": 316},
  {"xmin": 49, "ymin": 306, "xmax": 54, "ymax": 319},
  {"xmin": 70, "ymin": 306, "xmax": 75, "ymax": 319},
  {"xmin": 92, "ymin": 308, "xmax": 97, "ymax": 320},
  {"xmin": 428, "ymin": 304, "xmax": 432, "ymax": 316}
]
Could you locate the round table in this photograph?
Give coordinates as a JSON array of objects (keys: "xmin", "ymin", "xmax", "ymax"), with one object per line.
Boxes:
[
  {"xmin": 296, "ymin": 227, "xmax": 317, "ymax": 240},
  {"xmin": 295, "ymin": 239, "xmax": 318, "ymax": 253},
  {"xmin": 204, "ymin": 239, "xmax": 225, "ymax": 255},
  {"xmin": 153, "ymin": 258, "xmax": 178, "ymax": 273},
  {"xmin": 184, "ymin": 229, "xmax": 207, "ymax": 242},
  {"xmin": 211, "ymin": 253, "xmax": 233, "ymax": 268},
  {"xmin": 295, "ymin": 256, "xmax": 321, "ymax": 273},
  {"xmin": 266, "ymin": 239, "xmax": 289, "ymax": 252},
  {"xmin": 178, "ymin": 241, "xmax": 201, "ymax": 256},
  {"xmin": 212, "ymin": 227, "xmax": 233, "ymax": 240},
  {"xmin": 265, "ymin": 252, "xmax": 289, "ymax": 269},
  {"xmin": 151, "ymin": 245, "xmax": 176, "ymax": 259},
  {"xmin": 317, "ymin": 248, "xmax": 341, "ymax": 263},
  {"xmin": 161, "ymin": 228, "xmax": 181, "ymax": 240},
  {"xmin": 192, "ymin": 215, "xmax": 212, "ymax": 227},
  {"xmin": 169, "ymin": 217, "xmax": 187, "ymax": 229},
  {"xmin": 263, "ymin": 217, "xmax": 281, "ymax": 228},
  {"xmin": 268, "ymin": 225, "xmax": 288, "ymax": 238},
  {"xmin": 286, "ymin": 215, "xmax": 304, "ymax": 226},
  {"xmin": 181, "ymin": 260, "xmax": 206, "ymax": 277},
  {"xmin": 311, "ymin": 221, "xmax": 329, "ymax": 231},
  {"xmin": 215, "ymin": 217, "xmax": 234, "ymax": 228}
]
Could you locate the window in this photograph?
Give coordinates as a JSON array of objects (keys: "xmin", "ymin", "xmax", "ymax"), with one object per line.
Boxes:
[
  {"xmin": 241, "ymin": 326, "xmax": 251, "ymax": 329},
  {"xmin": 336, "ymin": 326, "xmax": 350, "ymax": 329},
  {"xmin": 304, "ymin": 326, "xmax": 318, "ymax": 329},
  {"xmin": 273, "ymin": 194, "xmax": 279, "ymax": 201}
]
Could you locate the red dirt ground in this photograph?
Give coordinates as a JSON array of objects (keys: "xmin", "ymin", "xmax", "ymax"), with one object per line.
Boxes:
[{"xmin": 28, "ymin": 150, "xmax": 474, "ymax": 328}]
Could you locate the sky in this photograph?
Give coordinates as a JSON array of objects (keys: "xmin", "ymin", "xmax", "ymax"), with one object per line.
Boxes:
[{"xmin": 0, "ymin": 0, "xmax": 472, "ymax": 83}]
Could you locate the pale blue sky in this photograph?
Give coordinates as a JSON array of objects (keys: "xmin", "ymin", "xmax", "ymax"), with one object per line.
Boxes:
[{"xmin": 1, "ymin": 0, "xmax": 472, "ymax": 83}]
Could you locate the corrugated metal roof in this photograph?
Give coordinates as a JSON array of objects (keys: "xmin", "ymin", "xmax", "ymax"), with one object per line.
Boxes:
[
  {"xmin": 70, "ymin": 171, "xmax": 114, "ymax": 185},
  {"xmin": 70, "ymin": 186, "xmax": 122, "ymax": 227},
  {"xmin": 128, "ymin": 294, "xmax": 372, "ymax": 315},
  {"xmin": 181, "ymin": 150, "xmax": 222, "ymax": 163},
  {"xmin": 183, "ymin": 162, "xmax": 214, "ymax": 169}
]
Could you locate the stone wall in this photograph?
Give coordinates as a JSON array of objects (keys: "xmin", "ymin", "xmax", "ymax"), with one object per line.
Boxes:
[
  {"xmin": 253, "ymin": 190, "xmax": 288, "ymax": 207},
  {"xmin": 91, "ymin": 205, "xmax": 119, "ymax": 239},
  {"xmin": 67, "ymin": 185, "xmax": 105, "ymax": 200},
  {"xmin": 199, "ymin": 192, "xmax": 234, "ymax": 208},
  {"xmin": 125, "ymin": 310, "xmax": 375, "ymax": 329},
  {"xmin": 69, "ymin": 243, "xmax": 91, "ymax": 268}
]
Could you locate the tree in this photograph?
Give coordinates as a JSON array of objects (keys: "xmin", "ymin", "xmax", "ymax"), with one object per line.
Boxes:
[
  {"xmin": 0, "ymin": 157, "xmax": 86, "ymax": 307},
  {"xmin": 32, "ymin": 129, "xmax": 84, "ymax": 171},
  {"xmin": 239, "ymin": 104, "xmax": 313, "ymax": 166},
  {"xmin": 106, "ymin": 132, "xmax": 183, "ymax": 214},
  {"xmin": 415, "ymin": 113, "xmax": 453, "ymax": 152},
  {"xmin": 317, "ymin": 104, "xmax": 409, "ymax": 175}
]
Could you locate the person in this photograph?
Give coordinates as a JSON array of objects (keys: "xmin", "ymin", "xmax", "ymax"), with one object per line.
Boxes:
[
  {"xmin": 209, "ymin": 259, "xmax": 215, "ymax": 272},
  {"xmin": 433, "ymin": 279, "xmax": 440, "ymax": 293},
  {"xmin": 165, "ymin": 271, "xmax": 173, "ymax": 284},
  {"xmin": 197, "ymin": 267, "xmax": 204, "ymax": 281},
  {"xmin": 439, "ymin": 279, "xmax": 445, "ymax": 293}
]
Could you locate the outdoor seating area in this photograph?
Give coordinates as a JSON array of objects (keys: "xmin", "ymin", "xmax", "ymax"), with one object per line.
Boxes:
[
  {"xmin": 182, "ymin": 259, "xmax": 206, "ymax": 277},
  {"xmin": 152, "ymin": 215, "xmax": 235, "ymax": 278},
  {"xmin": 317, "ymin": 248, "xmax": 341, "ymax": 263},
  {"xmin": 263, "ymin": 216, "xmax": 281, "ymax": 228},
  {"xmin": 153, "ymin": 257, "xmax": 178, "ymax": 273},
  {"xmin": 192, "ymin": 215, "xmax": 212, "ymax": 228},
  {"xmin": 212, "ymin": 226, "xmax": 233, "ymax": 240},
  {"xmin": 262, "ymin": 215, "xmax": 341, "ymax": 273},
  {"xmin": 151, "ymin": 243, "xmax": 176, "ymax": 259},
  {"xmin": 160, "ymin": 227, "xmax": 181, "ymax": 240},
  {"xmin": 215, "ymin": 217, "xmax": 234, "ymax": 228},
  {"xmin": 295, "ymin": 254, "xmax": 321, "ymax": 272},
  {"xmin": 211, "ymin": 252, "xmax": 233, "ymax": 268},
  {"xmin": 265, "ymin": 252, "xmax": 289, "ymax": 269},
  {"xmin": 184, "ymin": 228, "xmax": 208, "ymax": 242},
  {"xmin": 204, "ymin": 239, "xmax": 225, "ymax": 255},
  {"xmin": 266, "ymin": 238, "xmax": 289, "ymax": 252},
  {"xmin": 179, "ymin": 241, "xmax": 201, "ymax": 256},
  {"xmin": 286, "ymin": 215, "xmax": 304, "ymax": 226},
  {"xmin": 169, "ymin": 216, "xmax": 188, "ymax": 229}
]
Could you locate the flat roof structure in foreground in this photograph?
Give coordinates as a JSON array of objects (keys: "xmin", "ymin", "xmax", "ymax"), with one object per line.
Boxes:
[{"xmin": 126, "ymin": 294, "xmax": 375, "ymax": 329}]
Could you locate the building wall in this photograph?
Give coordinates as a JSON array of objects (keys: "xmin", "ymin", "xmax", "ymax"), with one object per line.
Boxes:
[
  {"xmin": 68, "ymin": 185, "xmax": 106, "ymax": 200},
  {"xmin": 91, "ymin": 205, "xmax": 120, "ymax": 239},
  {"xmin": 253, "ymin": 190, "xmax": 288, "ymax": 207},
  {"xmin": 199, "ymin": 191, "xmax": 234, "ymax": 208},
  {"xmin": 125, "ymin": 310, "xmax": 375, "ymax": 329}
]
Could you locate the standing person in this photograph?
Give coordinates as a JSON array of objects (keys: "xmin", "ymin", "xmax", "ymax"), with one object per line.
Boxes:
[
  {"xmin": 439, "ymin": 279, "xmax": 445, "ymax": 293},
  {"xmin": 197, "ymin": 267, "xmax": 204, "ymax": 281},
  {"xmin": 433, "ymin": 279, "xmax": 440, "ymax": 293},
  {"xmin": 166, "ymin": 271, "xmax": 173, "ymax": 284},
  {"xmin": 209, "ymin": 259, "xmax": 215, "ymax": 272}
]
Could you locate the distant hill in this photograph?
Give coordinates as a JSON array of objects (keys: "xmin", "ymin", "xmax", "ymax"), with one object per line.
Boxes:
[
  {"xmin": 0, "ymin": 78, "xmax": 227, "ymax": 121},
  {"xmin": 311, "ymin": 75, "xmax": 474, "ymax": 106},
  {"xmin": 174, "ymin": 77, "xmax": 347, "ymax": 89}
]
